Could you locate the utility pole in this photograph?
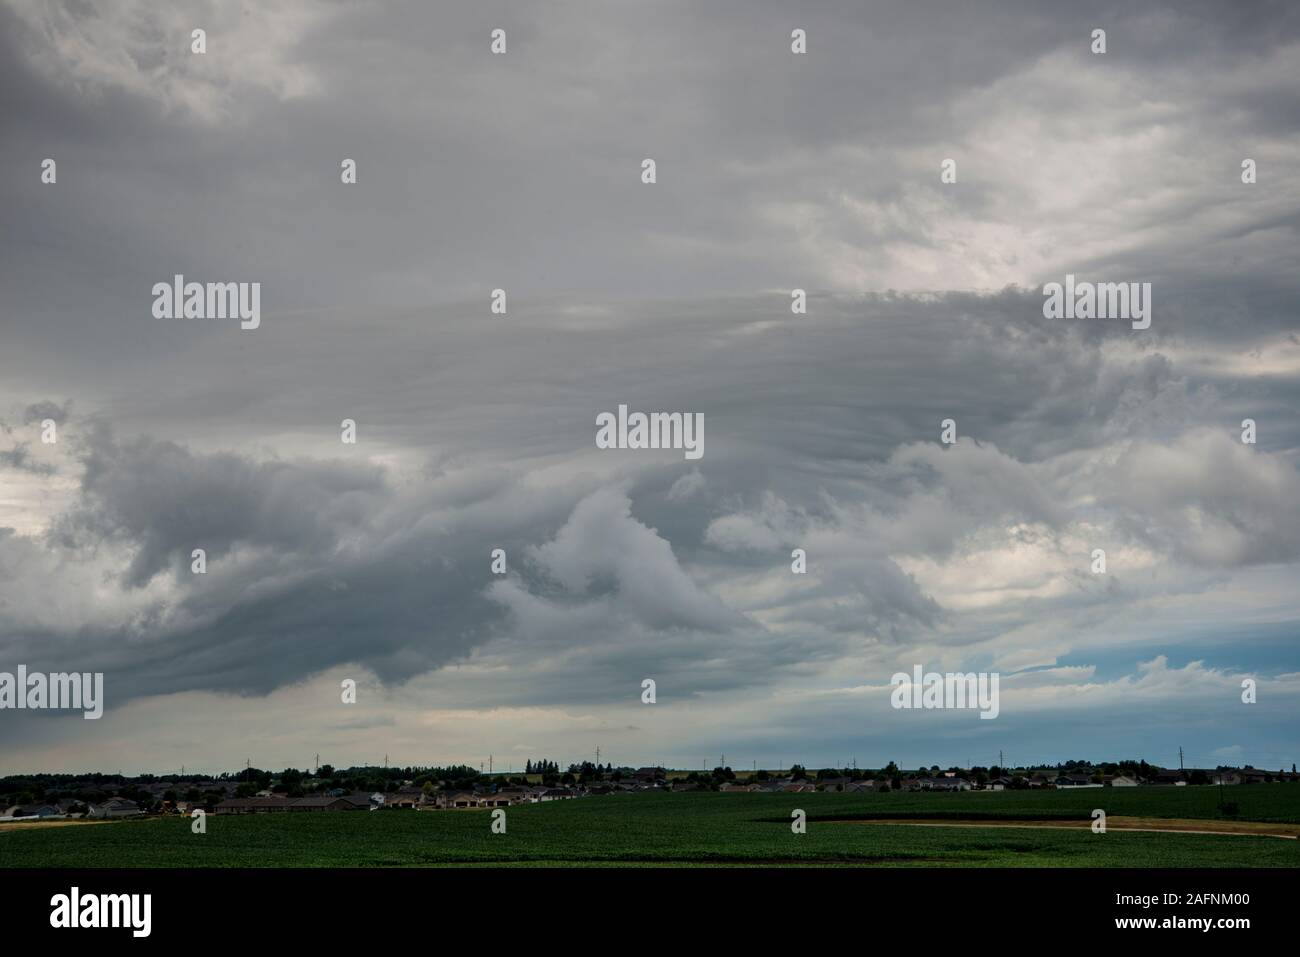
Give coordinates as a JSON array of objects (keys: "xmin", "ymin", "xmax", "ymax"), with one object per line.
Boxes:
[
  {"xmin": 489, "ymin": 754, "xmax": 493, "ymax": 773},
  {"xmin": 1000, "ymin": 750, "xmax": 1004, "ymax": 770},
  {"xmin": 595, "ymin": 746, "xmax": 599, "ymax": 767},
  {"xmin": 1179, "ymin": 747, "xmax": 1184, "ymax": 771},
  {"xmin": 315, "ymin": 754, "xmax": 319, "ymax": 773}
]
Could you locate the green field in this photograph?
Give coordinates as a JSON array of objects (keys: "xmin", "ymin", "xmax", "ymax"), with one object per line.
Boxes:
[{"xmin": 3, "ymin": 787, "xmax": 1299, "ymax": 867}]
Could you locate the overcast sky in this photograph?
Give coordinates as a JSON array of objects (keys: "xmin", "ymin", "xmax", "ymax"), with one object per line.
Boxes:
[{"xmin": 2, "ymin": 0, "xmax": 1299, "ymax": 776}]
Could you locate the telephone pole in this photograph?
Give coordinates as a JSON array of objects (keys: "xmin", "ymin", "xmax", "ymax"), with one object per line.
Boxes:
[{"xmin": 1179, "ymin": 747, "xmax": 1184, "ymax": 771}]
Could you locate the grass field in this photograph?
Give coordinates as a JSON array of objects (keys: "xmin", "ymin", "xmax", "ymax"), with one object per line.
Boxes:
[{"xmin": 3, "ymin": 787, "xmax": 1298, "ymax": 868}]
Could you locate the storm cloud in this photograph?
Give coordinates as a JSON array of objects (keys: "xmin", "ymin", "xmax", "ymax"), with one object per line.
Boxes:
[{"xmin": 1, "ymin": 0, "xmax": 1298, "ymax": 772}]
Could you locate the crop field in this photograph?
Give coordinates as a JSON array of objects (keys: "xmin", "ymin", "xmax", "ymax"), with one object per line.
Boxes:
[{"xmin": 3, "ymin": 787, "xmax": 1298, "ymax": 868}]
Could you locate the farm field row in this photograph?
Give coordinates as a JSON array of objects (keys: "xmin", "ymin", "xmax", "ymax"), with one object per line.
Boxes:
[{"xmin": 3, "ymin": 788, "xmax": 1299, "ymax": 867}]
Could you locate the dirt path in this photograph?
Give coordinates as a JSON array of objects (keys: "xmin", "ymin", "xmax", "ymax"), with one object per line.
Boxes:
[
  {"xmin": 0, "ymin": 819, "xmax": 113, "ymax": 833},
  {"xmin": 829, "ymin": 816, "xmax": 1299, "ymax": 839}
]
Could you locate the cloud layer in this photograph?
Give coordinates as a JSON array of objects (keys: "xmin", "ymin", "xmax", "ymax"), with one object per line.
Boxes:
[{"xmin": 1, "ymin": 0, "xmax": 1298, "ymax": 772}]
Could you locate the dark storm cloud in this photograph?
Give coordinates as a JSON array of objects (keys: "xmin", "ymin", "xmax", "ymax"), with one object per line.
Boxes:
[
  {"xmin": 54, "ymin": 424, "xmax": 388, "ymax": 587},
  {"xmin": 0, "ymin": 285, "xmax": 1293, "ymax": 717}
]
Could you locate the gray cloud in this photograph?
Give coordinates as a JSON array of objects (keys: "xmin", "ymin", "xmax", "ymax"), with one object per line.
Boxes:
[{"xmin": 1, "ymin": 0, "xmax": 1298, "ymax": 768}]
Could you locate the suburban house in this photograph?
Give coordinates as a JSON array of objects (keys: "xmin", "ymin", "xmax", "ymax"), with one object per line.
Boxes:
[
  {"xmin": 386, "ymin": 787, "xmax": 425, "ymax": 809},
  {"xmin": 539, "ymin": 788, "xmax": 577, "ymax": 801},
  {"xmin": 88, "ymin": 798, "xmax": 142, "ymax": 818},
  {"xmin": 438, "ymin": 791, "xmax": 479, "ymax": 809},
  {"xmin": 922, "ymin": 777, "xmax": 971, "ymax": 792},
  {"xmin": 287, "ymin": 796, "xmax": 367, "ymax": 812},
  {"xmin": 495, "ymin": 786, "xmax": 540, "ymax": 804},
  {"xmin": 1055, "ymin": 774, "xmax": 1102, "ymax": 789},
  {"xmin": 215, "ymin": 795, "xmax": 367, "ymax": 814}
]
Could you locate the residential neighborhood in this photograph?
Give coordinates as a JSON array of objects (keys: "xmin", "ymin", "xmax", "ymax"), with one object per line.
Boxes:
[{"xmin": 2, "ymin": 758, "xmax": 1296, "ymax": 822}]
